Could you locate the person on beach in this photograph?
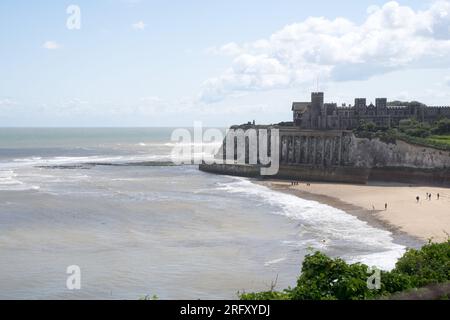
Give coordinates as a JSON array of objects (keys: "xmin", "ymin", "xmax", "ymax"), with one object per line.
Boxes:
[
  {"xmin": 385, "ymin": 203, "xmax": 388, "ymax": 210},
  {"xmin": 437, "ymin": 193, "xmax": 440, "ymax": 200},
  {"xmin": 416, "ymin": 196, "xmax": 420, "ymax": 203}
]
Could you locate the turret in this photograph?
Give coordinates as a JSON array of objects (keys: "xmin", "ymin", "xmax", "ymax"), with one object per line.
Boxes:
[
  {"xmin": 354, "ymin": 98, "xmax": 366, "ymax": 115},
  {"xmin": 376, "ymin": 98, "xmax": 387, "ymax": 109},
  {"xmin": 311, "ymin": 92, "xmax": 324, "ymax": 111},
  {"xmin": 354, "ymin": 98, "xmax": 366, "ymax": 109}
]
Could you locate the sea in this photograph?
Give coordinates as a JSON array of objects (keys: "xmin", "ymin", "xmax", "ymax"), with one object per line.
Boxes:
[{"xmin": 0, "ymin": 128, "xmax": 418, "ymax": 299}]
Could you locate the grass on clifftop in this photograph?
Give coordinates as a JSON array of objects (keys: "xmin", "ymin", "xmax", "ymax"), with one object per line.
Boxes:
[
  {"xmin": 239, "ymin": 240, "xmax": 450, "ymax": 300},
  {"xmin": 354, "ymin": 118, "xmax": 450, "ymax": 151},
  {"xmin": 426, "ymin": 135, "xmax": 450, "ymax": 146}
]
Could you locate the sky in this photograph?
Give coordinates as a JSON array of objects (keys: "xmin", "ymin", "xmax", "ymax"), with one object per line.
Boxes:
[{"xmin": 0, "ymin": 0, "xmax": 450, "ymax": 127}]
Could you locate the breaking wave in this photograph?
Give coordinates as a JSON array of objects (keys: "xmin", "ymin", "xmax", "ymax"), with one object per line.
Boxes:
[
  {"xmin": 0, "ymin": 170, "xmax": 40, "ymax": 191},
  {"xmin": 216, "ymin": 177, "xmax": 406, "ymax": 270}
]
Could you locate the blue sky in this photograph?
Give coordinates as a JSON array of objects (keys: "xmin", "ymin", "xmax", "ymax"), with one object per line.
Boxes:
[{"xmin": 0, "ymin": 0, "xmax": 449, "ymax": 127}]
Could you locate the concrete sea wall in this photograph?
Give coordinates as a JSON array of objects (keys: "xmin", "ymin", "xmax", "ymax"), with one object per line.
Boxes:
[{"xmin": 199, "ymin": 163, "xmax": 371, "ymax": 184}]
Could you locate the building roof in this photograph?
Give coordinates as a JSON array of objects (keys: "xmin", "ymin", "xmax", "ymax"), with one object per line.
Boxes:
[{"xmin": 292, "ymin": 102, "xmax": 310, "ymax": 112}]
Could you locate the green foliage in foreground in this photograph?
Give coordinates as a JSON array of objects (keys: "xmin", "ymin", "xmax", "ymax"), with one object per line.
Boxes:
[{"xmin": 239, "ymin": 240, "xmax": 450, "ymax": 300}]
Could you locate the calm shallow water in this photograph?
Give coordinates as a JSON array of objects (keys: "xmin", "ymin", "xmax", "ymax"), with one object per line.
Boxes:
[{"xmin": 0, "ymin": 128, "xmax": 416, "ymax": 299}]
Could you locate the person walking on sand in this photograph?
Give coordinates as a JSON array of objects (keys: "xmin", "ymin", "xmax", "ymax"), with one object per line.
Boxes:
[
  {"xmin": 437, "ymin": 193, "xmax": 440, "ymax": 200},
  {"xmin": 385, "ymin": 203, "xmax": 388, "ymax": 211},
  {"xmin": 416, "ymin": 196, "xmax": 420, "ymax": 203}
]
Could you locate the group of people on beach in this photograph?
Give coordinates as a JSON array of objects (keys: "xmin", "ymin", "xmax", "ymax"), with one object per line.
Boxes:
[
  {"xmin": 290, "ymin": 181, "xmax": 311, "ymax": 187},
  {"xmin": 416, "ymin": 192, "xmax": 440, "ymax": 203}
]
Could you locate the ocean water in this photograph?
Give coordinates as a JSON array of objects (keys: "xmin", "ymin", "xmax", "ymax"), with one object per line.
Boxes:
[{"xmin": 0, "ymin": 128, "xmax": 416, "ymax": 299}]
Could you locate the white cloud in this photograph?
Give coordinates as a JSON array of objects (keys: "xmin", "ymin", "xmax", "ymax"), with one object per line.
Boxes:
[
  {"xmin": 367, "ymin": 5, "xmax": 381, "ymax": 15},
  {"xmin": 0, "ymin": 98, "xmax": 17, "ymax": 107},
  {"xmin": 132, "ymin": 21, "xmax": 146, "ymax": 30},
  {"xmin": 199, "ymin": 54, "xmax": 294, "ymax": 103},
  {"xmin": 199, "ymin": 0, "xmax": 450, "ymax": 103},
  {"xmin": 42, "ymin": 41, "xmax": 61, "ymax": 50},
  {"xmin": 446, "ymin": 76, "xmax": 450, "ymax": 86},
  {"xmin": 206, "ymin": 42, "xmax": 243, "ymax": 56}
]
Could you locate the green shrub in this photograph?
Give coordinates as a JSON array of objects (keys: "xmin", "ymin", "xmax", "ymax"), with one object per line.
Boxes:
[
  {"xmin": 289, "ymin": 252, "xmax": 379, "ymax": 300},
  {"xmin": 431, "ymin": 119, "xmax": 450, "ymax": 135},
  {"xmin": 359, "ymin": 120, "xmax": 377, "ymax": 132},
  {"xmin": 239, "ymin": 290, "xmax": 292, "ymax": 300},
  {"xmin": 398, "ymin": 118, "xmax": 431, "ymax": 138},
  {"xmin": 240, "ymin": 240, "xmax": 450, "ymax": 300},
  {"xmin": 395, "ymin": 241, "xmax": 450, "ymax": 287},
  {"xmin": 354, "ymin": 116, "xmax": 450, "ymax": 150}
]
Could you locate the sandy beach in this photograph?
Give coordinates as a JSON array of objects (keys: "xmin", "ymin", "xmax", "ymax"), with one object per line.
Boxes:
[{"xmin": 261, "ymin": 180, "xmax": 450, "ymax": 243}]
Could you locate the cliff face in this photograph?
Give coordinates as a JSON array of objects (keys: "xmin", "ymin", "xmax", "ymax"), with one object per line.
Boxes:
[
  {"xmin": 201, "ymin": 126, "xmax": 450, "ymax": 185},
  {"xmin": 351, "ymin": 137, "xmax": 450, "ymax": 169}
]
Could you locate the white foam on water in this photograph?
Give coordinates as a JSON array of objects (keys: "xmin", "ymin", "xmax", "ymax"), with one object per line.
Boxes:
[
  {"xmin": 0, "ymin": 170, "xmax": 39, "ymax": 191},
  {"xmin": 0, "ymin": 154, "xmax": 169, "ymax": 169},
  {"xmin": 163, "ymin": 142, "xmax": 222, "ymax": 147},
  {"xmin": 264, "ymin": 257, "xmax": 287, "ymax": 267},
  {"xmin": 216, "ymin": 177, "xmax": 406, "ymax": 270},
  {"xmin": 131, "ymin": 141, "xmax": 222, "ymax": 149},
  {"xmin": 1, "ymin": 151, "xmax": 217, "ymax": 170}
]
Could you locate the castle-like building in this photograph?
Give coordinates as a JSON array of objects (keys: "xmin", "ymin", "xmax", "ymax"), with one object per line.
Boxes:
[{"xmin": 292, "ymin": 92, "xmax": 450, "ymax": 130}]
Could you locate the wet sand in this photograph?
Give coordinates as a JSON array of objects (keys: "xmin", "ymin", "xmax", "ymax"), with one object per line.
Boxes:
[{"xmin": 260, "ymin": 180, "xmax": 450, "ymax": 243}]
